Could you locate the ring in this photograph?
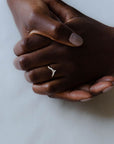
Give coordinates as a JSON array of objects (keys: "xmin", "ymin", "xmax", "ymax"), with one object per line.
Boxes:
[{"xmin": 48, "ymin": 66, "xmax": 56, "ymax": 78}]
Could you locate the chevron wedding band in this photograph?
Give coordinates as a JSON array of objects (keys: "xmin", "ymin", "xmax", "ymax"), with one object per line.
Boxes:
[{"xmin": 48, "ymin": 66, "xmax": 56, "ymax": 78}]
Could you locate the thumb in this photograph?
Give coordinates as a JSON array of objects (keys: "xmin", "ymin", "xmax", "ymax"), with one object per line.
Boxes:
[{"xmin": 29, "ymin": 14, "xmax": 83, "ymax": 47}]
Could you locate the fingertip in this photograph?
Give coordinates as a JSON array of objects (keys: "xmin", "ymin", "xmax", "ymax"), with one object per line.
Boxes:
[
  {"xmin": 32, "ymin": 85, "xmax": 38, "ymax": 94},
  {"xmin": 14, "ymin": 37, "xmax": 29, "ymax": 56},
  {"xmin": 13, "ymin": 56, "xmax": 24, "ymax": 70},
  {"xmin": 90, "ymin": 81, "xmax": 112, "ymax": 94},
  {"xmin": 24, "ymin": 72, "xmax": 32, "ymax": 83},
  {"xmin": 32, "ymin": 85, "xmax": 45, "ymax": 95}
]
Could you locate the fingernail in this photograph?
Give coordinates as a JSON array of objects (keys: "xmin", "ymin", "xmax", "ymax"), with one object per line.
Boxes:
[
  {"xmin": 14, "ymin": 58, "xmax": 22, "ymax": 70},
  {"xmin": 69, "ymin": 33, "xmax": 83, "ymax": 46},
  {"xmin": 80, "ymin": 98, "xmax": 92, "ymax": 102}
]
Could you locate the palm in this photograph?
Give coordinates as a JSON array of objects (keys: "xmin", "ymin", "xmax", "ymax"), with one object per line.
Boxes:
[{"xmin": 51, "ymin": 76, "xmax": 114, "ymax": 101}]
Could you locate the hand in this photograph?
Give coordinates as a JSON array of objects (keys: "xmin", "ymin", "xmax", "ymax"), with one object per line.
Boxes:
[
  {"xmin": 7, "ymin": 0, "xmax": 83, "ymax": 47},
  {"xmin": 12, "ymin": 0, "xmax": 113, "ymax": 100},
  {"xmin": 52, "ymin": 76, "xmax": 114, "ymax": 101},
  {"xmin": 14, "ymin": 32, "xmax": 114, "ymax": 101},
  {"xmin": 14, "ymin": 34, "xmax": 114, "ymax": 101}
]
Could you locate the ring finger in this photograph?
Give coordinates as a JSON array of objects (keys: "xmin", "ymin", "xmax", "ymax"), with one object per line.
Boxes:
[{"xmin": 25, "ymin": 64, "xmax": 65, "ymax": 84}]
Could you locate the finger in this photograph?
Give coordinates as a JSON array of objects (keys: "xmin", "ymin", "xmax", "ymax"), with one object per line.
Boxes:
[
  {"xmin": 25, "ymin": 64, "xmax": 64, "ymax": 84},
  {"xmin": 32, "ymin": 78, "xmax": 68, "ymax": 95},
  {"xmin": 79, "ymin": 76, "xmax": 114, "ymax": 96},
  {"xmin": 44, "ymin": 0, "xmax": 83, "ymax": 22},
  {"xmin": 49, "ymin": 90, "xmax": 92, "ymax": 101},
  {"xmin": 91, "ymin": 76, "xmax": 114, "ymax": 94},
  {"xmin": 29, "ymin": 14, "xmax": 83, "ymax": 47},
  {"xmin": 14, "ymin": 34, "xmax": 51, "ymax": 56},
  {"xmin": 14, "ymin": 45, "xmax": 57, "ymax": 71},
  {"xmin": 90, "ymin": 81, "xmax": 113, "ymax": 94}
]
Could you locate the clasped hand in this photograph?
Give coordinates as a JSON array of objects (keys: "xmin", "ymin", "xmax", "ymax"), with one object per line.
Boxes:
[{"xmin": 8, "ymin": 0, "xmax": 114, "ymax": 101}]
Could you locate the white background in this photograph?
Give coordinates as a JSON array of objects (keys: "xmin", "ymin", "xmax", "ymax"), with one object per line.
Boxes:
[{"xmin": 0, "ymin": 0, "xmax": 114, "ymax": 144}]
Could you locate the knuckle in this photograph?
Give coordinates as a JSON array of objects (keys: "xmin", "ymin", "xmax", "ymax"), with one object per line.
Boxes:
[
  {"xmin": 27, "ymin": 11, "xmax": 37, "ymax": 30},
  {"xmin": 14, "ymin": 38, "xmax": 30, "ymax": 56},
  {"xmin": 22, "ymin": 38, "xmax": 29, "ymax": 48},
  {"xmin": 28, "ymin": 11, "xmax": 36, "ymax": 23},
  {"xmin": 21, "ymin": 37, "xmax": 30, "ymax": 51},
  {"xmin": 46, "ymin": 84, "xmax": 56, "ymax": 94},
  {"xmin": 51, "ymin": 23, "xmax": 64, "ymax": 39}
]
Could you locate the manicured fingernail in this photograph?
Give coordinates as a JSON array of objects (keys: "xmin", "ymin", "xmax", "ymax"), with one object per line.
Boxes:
[
  {"xmin": 103, "ymin": 86, "xmax": 114, "ymax": 93},
  {"xmin": 80, "ymin": 98, "xmax": 92, "ymax": 102},
  {"xmin": 69, "ymin": 33, "xmax": 83, "ymax": 46}
]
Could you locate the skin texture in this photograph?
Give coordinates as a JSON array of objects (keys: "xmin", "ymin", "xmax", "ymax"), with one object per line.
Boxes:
[
  {"xmin": 7, "ymin": 0, "xmax": 83, "ymax": 47},
  {"xmin": 8, "ymin": 0, "xmax": 114, "ymax": 101}
]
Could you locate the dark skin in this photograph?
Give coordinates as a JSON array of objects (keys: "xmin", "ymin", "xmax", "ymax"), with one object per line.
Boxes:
[
  {"xmin": 7, "ymin": 0, "xmax": 83, "ymax": 47},
  {"xmin": 8, "ymin": 0, "xmax": 114, "ymax": 101}
]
